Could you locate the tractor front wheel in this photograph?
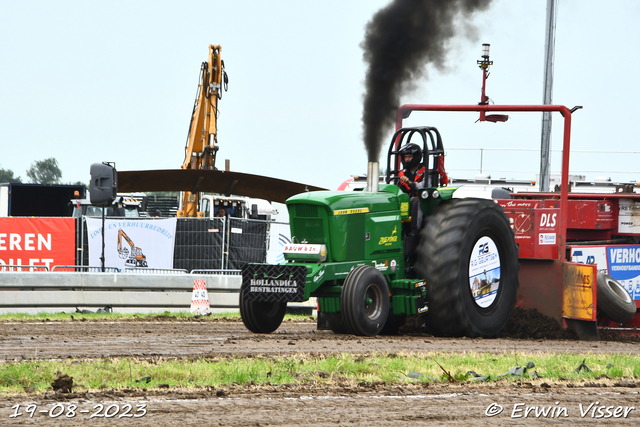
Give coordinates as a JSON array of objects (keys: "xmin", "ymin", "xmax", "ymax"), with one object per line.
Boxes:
[
  {"xmin": 415, "ymin": 198, "xmax": 519, "ymax": 337},
  {"xmin": 341, "ymin": 266, "xmax": 390, "ymax": 336},
  {"xmin": 239, "ymin": 287, "xmax": 287, "ymax": 333}
]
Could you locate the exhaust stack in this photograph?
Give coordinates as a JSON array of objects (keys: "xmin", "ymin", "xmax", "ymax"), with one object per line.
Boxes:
[{"xmin": 367, "ymin": 162, "xmax": 379, "ymax": 193}]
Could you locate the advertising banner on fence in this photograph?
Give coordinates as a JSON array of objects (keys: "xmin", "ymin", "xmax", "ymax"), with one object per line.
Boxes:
[
  {"xmin": 86, "ymin": 218, "xmax": 177, "ymax": 270},
  {"xmin": 607, "ymin": 246, "xmax": 640, "ymax": 301},
  {"xmin": 570, "ymin": 245, "xmax": 640, "ymax": 300},
  {"xmin": 0, "ymin": 217, "xmax": 75, "ymax": 269}
]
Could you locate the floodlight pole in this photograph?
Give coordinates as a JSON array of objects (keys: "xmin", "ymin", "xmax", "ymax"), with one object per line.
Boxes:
[
  {"xmin": 540, "ymin": 0, "xmax": 558, "ymax": 192},
  {"xmin": 477, "ymin": 43, "xmax": 493, "ymax": 123}
]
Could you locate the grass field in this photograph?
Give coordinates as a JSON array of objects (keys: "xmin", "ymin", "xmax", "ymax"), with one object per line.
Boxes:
[
  {"xmin": 1, "ymin": 351, "xmax": 638, "ymax": 394},
  {"xmin": 1, "ymin": 312, "xmax": 638, "ymax": 395}
]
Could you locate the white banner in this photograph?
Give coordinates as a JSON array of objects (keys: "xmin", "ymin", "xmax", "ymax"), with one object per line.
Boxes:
[
  {"xmin": 86, "ymin": 218, "xmax": 177, "ymax": 270},
  {"xmin": 266, "ymin": 222, "xmax": 291, "ymax": 265}
]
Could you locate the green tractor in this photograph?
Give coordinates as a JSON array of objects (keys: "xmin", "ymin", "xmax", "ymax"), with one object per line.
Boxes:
[{"xmin": 240, "ymin": 126, "xmax": 519, "ymax": 337}]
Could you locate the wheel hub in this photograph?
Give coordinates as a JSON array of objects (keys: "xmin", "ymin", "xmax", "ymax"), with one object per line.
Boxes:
[{"xmin": 364, "ymin": 284, "xmax": 382, "ymax": 319}]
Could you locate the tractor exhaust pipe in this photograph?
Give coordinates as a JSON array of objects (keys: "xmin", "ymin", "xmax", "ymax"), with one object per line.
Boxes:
[{"xmin": 367, "ymin": 162, "xmax": 379, "ymax": 193}]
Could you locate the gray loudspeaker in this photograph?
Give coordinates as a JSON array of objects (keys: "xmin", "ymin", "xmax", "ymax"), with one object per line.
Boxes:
[{"xmin": 89, "ymin": 163, "xmax": 117, "ymax": 207}]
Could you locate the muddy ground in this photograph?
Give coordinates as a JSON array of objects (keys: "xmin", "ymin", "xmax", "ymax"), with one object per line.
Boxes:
[
  {"xmin": 1, "ymin": 310, "xmax": 640, "ymax": 425},
  {"xmin": 2, "ymin": 381, "xmax": 640, "ymax": 426}
]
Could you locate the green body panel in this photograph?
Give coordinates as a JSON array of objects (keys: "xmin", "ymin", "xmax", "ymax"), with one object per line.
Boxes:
[
  {"xmin": 278, "ymin": 185, "xmax": 458, "ymax": 316},
  {"xmin": 286, "ymin": 184, "xmax": 409, "ymax": 263},
  {"xmin": 365, "ymin": 212, "xmax": 403, "ymax": 256},
  {"xmin": 319, "ymin": 297, "xmax": 341, "ymax": 313},
  {"xmin": 388, "ymin": 278, "xmax": 428, "ymax": 315}
]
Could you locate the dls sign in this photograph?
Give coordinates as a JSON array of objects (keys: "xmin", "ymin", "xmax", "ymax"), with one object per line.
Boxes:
[
  {"xmin": 540, "ymin": 213, "xmax": 557, "ymax": 228},
  {"xmin": 0, "ymin": 217, "xmax": 75, "ymax": 270}
]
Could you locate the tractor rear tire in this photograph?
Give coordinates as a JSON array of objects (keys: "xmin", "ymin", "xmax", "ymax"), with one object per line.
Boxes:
[
  {"xmin": 597, "ymin": 273, "xmax": 636, "ymax": 324},
  {"xmin": 341, "ymin": 266, "xmax": 390, "ymax": 336},
  {"xmin": 415, "ymin": 198, "xmax": 519, "ymax": 337},
  {"xmin": 239, "ymin": 287, "xmax": 287, "ymax": 334}
]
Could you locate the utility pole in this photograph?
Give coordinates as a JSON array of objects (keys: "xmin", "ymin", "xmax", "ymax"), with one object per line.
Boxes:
[{"xmin": 540, "ymin": 0, "xmax": 558, "ymax": 192}]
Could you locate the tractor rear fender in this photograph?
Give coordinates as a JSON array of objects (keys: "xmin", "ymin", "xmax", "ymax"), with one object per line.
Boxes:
[{"xmin": 417, "ymin": 186, "xmax": 459, "ymax": 216}]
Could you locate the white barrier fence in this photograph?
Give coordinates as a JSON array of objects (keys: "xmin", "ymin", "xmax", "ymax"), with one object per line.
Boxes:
[
  {"xmin": 0, "ymin": 271, "xmax": 241, "ymax": 314},
  {"xmin": 0, "ymin": 270, "xmax": 316, "ymax": 315}
]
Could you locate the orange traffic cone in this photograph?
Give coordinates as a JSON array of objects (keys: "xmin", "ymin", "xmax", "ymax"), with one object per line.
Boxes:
[{"xmin": 190, "ymin": 279, "xmax": 211, "ymax": 315}]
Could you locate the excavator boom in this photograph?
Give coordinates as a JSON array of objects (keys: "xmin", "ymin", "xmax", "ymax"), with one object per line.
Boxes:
[{"xmin": 179, "ymin": 44, "xmax": 228, "ymax": 217}]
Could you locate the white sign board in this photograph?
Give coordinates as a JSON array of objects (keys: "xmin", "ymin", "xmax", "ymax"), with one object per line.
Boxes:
[{"xmin": 86, "ymin": 218, "xmax": 177, "ymax": 270}]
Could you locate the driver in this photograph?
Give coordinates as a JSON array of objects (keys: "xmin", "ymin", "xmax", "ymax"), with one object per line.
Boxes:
[
  {"xmin": 397, "ymin": 143, "xmax": 425, "ymax": 262},
  {"xmin": 397, "ymin": 143, "xmax": 426, "ymax": 198}
]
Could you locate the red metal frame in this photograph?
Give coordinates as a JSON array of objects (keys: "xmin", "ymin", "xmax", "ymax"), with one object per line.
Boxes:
[
  {"xmin": 397, "ymin": 105, "xmax": 602, "ymax": 336},
  {"xmin": 395, "ymin": 104, "xmax": 640, "ymax": 336},
  {"xmin": 396, "ymin": 103, "xmax": 573, "ymax": 262}
]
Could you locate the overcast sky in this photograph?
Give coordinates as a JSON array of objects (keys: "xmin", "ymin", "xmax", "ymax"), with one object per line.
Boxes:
[{"xmin": 2, "ymin": 0, "xmax": 639, "ymax": 191}]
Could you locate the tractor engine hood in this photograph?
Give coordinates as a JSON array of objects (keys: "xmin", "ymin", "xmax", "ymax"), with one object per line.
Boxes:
[
  {"xmin": 285, "ymin": 185, "xmax": 409, "ymax": 263},
  {"xmin": 286, "ymin": 184, "xmax": 406, "ymax": 215}
]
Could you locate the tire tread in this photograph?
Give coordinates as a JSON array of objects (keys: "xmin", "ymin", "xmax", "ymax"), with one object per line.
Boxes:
[{"xmin": 415, "ymin": 198, "xmax": 519, "ymax": 337}]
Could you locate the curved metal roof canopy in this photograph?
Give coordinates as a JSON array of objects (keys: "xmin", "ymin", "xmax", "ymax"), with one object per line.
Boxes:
[{"xmin": 118, "ymin": 169, "xmax": 327, "ymax": 204}]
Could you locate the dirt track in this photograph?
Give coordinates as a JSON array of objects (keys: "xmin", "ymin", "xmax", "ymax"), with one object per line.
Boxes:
[
  {"xmin": 0, "ymin": 317, "xmax": 639, "ymax": 361},
  {"xmin": 1, "ymin": 318, "xmax": 640, "ymax": 425},
  {"xmin": 2, "ymin": 382, "xmax": 640, "ymax": 426}
]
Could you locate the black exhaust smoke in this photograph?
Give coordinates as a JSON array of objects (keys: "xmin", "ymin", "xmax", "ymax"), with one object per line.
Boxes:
[{"xmin": 361, "ymin": 0, "xmax": 492, "ymax": 162}]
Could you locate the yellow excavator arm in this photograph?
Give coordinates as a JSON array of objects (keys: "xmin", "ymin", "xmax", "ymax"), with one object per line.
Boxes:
[
  {"xmin": 179, "ymin": 44, "xmax": 228, "ymax": 217},
  {"xmin": 117, "ymin": 229, "xmax": 147, "ymax": 265}
]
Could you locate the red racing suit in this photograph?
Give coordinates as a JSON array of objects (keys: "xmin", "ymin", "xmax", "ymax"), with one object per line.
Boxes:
[{"xmin": 398, "ymin": 166, "xmax": 426, "ymax": 198}]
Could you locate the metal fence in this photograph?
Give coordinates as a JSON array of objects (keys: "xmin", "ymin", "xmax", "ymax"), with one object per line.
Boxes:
[
  {"xmin": 123, "ymin": 268, "xmax": 189, "ymax": 274},
  {"xmin": 3, "ymin": 265, "xmax": 235, "ymax": 275},
  {"xmin": 52, "ymin": 265, "xmax": 119, "ymax": 273},
  {"xmin": 0, "ymin": 265, "xmax": 50, "ymax": 272},
  {"xmin": 78, "ymin": 216, "xmax": 290, "ymax": 271},
  {"xmin": 191, "ymin": 269, "xmax": 242, "ymax": 276},
  {"xmin": 0, "ymin": 216, "xmax": 299, "ymax": 313}
]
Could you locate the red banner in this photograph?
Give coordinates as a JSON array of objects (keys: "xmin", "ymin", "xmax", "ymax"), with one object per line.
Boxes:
[{"xmin": 0, "ymin": 217, "xmax": 75, "ymax": 270}]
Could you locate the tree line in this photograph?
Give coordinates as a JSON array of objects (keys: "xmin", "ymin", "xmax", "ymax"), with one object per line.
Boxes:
[{"xmin": 0, "ymin": 158, "xmax": 83, "ymax": 186}]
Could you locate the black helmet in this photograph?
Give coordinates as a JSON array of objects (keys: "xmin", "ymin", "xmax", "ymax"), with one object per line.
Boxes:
[{"xmin": 398, "ymin": 143, "xmax": 422, "ymax": 169}]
